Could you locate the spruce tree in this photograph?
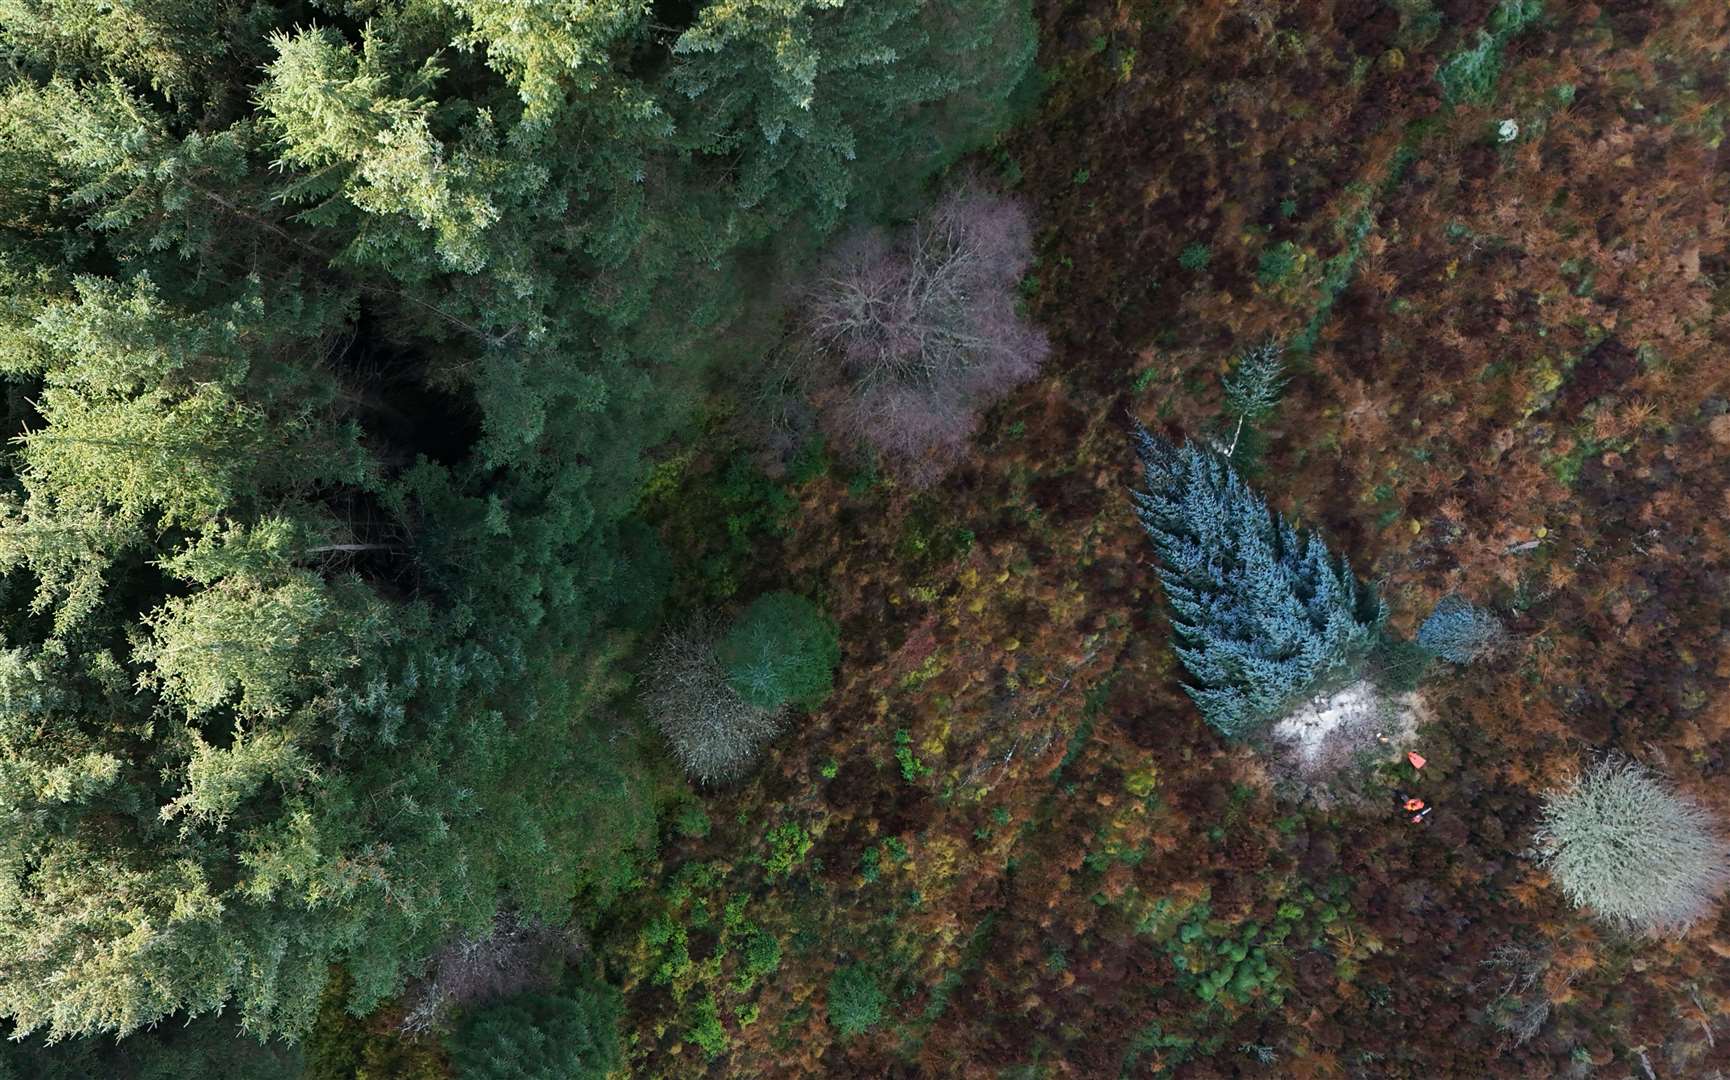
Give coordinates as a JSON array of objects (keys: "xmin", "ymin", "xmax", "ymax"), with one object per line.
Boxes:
[
  {"xmin": 668, "ymin": 0, "xmax": 1037, "ymax": 227},
  {"xmin": 1218, "ymin": 339, "xmax": 1286, "ymax": 458},
  {"xmin": 447, "ymin": 983, "xmax": 622, "ymax": 1080},
  {"xmin": 1222, "ymin": 340, "xmax": 1287, "ymax": 424},
  {"xmin": 1131, "ymin": 426, "xmax": 1383, "ymax": 738},
  {"xmin": 1416, "ymin": 594, "xmax": 1505, "ymax": 664}
]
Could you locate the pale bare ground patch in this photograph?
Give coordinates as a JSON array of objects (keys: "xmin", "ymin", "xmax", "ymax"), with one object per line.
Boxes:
[{"xmin": 1263, "ymin": 680, "xmax": 1434, "ymax": 807}]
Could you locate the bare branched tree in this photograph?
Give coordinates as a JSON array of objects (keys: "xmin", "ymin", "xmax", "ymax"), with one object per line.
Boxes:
[
  {"xmin": 1475, "ymin": 942, "xmax": 1569, "ymax": 1048},
  {"xmin": 643, "ymin": 618, "xmax": 784, "ymax": 784},
  {"xmin": 399, "ymin": 912, "xmax": 582, "ymax": 1035},
  {"xmin": 797, "ymin": 184, "xmax": 1048, "ymax": 484},
  {"xmin": 1537, "ymin": 756, "xmax": 1730, "ymax": 936}
]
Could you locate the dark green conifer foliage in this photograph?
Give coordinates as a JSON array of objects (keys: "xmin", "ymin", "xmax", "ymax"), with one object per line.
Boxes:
[
  {"xmin": 1218, "ymin": 339, "xmax": 1285, "ymax": 462},
  {"xmin": 447, "ymin": 984, "xmax": 622, "ymax": 1080},
  {"xmin": 718, "ymin": 591, "xmax": 841, "ymax": 711},
  {"xmin": 0, "ymin": 1015, "xmax": 302, "ymax": 1080},
  {"xmin": 1221, "ymin": 340, "xmax": 1287, "ymax": 427},
  {"xmin": 826, "ymin": 964, "xmax": 886, "ymax": 1038},
  {"xmin": 1130, "ymin": 426, "xmax": 1383, "ymax": 738},
  {"xmin": 0, "ymin": 0, "xmax": 1034, "ymax": 1045},
  {"xmin": 668, "ymin": 0, "xmax": 1038, "ymax": 226}
]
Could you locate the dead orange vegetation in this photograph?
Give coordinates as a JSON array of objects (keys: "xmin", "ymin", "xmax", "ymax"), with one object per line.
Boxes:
[{"xmin": 605, "ymin": 2, "xmax": 1730, "ymax": 1076}]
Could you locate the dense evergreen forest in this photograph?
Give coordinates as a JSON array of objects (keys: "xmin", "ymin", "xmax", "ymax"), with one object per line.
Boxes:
[{"xmin": 1, "ymin": 0, "xmax": 1728, "ymax": 1076}]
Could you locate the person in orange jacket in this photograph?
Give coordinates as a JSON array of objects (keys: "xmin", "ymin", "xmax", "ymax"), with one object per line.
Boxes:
[{"xmin": 1394, "ymin": 791, "xmax": 1432, "ymax": 824}]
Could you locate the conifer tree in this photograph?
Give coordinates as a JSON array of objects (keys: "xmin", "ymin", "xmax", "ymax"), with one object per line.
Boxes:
[
  {"xmin": 667, "ymin": 0, "xmax": 1036, "ymax": 227},
  {"xmin": 1218, "ymin": 339, "xmax": 1286, "ymax": 457},
  {"xmin": 447, "ymin": 982, "xmax": 622, "ymax": 1080},
  {"xmin": 1416, "ymin": 594, "xmax": 1506, "ymax": 664},
  {"xmin": 1131, "ymin": 426, "xmax": 1383, "ymax": 738},
  {"xmin": 718, "ymin": 591, "xmax": 840, "ymax": 711}
]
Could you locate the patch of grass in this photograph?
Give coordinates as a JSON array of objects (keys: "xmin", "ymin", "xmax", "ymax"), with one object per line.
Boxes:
[
  {"xmin": 1437, "ymin": 31, "xmax": 1501, "ymax": 104},
  {"xmin": 845, "ymin": 454, "xmax": 881, "ymax": 496},
  {"xmin": 1390, "ymin": 0, "xmax": 1443, "ymax": 49},
  {"xmin": 919, "ymin": 913, "xmax": 998, "ymax": 1024},
  {"xmin": 861, "ymin": 837, "xmax": 909, "ymax": 884},
  {"xmin": 787, "ymin": 437, "xmax": 832, "ymax": 485},
  {"xmin": 1546, "ymin": 437, "xmax": 1601, "ymax": 488},
  {"xmin": 1122, "ymin": 1022, "xmax": 1199, "ymax": 1076},
  {"xmin": 897, "ymin": 498, "xmax": 976, "ymax": 571}
]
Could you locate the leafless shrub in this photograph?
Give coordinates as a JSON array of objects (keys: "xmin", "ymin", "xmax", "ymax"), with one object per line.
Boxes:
[
  {"xmin": 643, "ymin": 618, "xmax": 783, "ymax": 784},
  {"xmin": 1537, "ymin": 755, "xmax": 1730, "ymax": 936},
  {"xmin": 1475, "ymin": 942, "xmax": 1568, "ymax": 1048},
  {"xmin": 399, "ymin": 912, "xmax": 582, "ymax": 1035},
  {"xmin": 796, "ymin": 184, "xmax": 1048, "ymax": 484}
]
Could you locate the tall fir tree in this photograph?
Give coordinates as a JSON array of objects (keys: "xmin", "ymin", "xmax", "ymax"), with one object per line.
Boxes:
[{"xmin": 1131, "ymin": 426, "xmax": 1384, "ymax": 738}]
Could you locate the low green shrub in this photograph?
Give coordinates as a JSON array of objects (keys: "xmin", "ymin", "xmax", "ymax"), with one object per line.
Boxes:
[
  {"xmin": 687, "ymin": 994, "xmax": 729, "ymax": 1059},
  {"xmin": 718, "ymin": 592, "xmax": 841, "ymax": 711},
  {"xmin": 762, "ymin": 821, "xmax": 814, "ymax": 878},
  {"xmin": 447, "ymin": 982, "xmax": 622, "ymax": 1080},
  {"xmin": 827, "ymin": 964, "xmax": 887, "ymax": 1037}
]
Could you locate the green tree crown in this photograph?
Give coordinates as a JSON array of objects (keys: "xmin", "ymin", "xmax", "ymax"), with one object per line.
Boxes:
[{"xmin": 717, "ymin": 591, "xmax": 840, "ymax": 711}]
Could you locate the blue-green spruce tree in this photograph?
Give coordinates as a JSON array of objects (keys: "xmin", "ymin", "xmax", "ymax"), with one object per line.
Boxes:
[
  {"xmin": 1131, "ymin": 427, "xmax": 1384, "ymax": 737},
  {"xmin": 1416, "ymin": 595, "xmax": 1505, "ymax": 663}
]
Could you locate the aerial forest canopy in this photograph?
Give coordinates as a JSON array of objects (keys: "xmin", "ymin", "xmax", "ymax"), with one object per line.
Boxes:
[
  {"xmin": 0, "ymin": 0, "xmax": 1034, "ymax": 1041},
  {"xmin": 6, "ymin": 0, "xmax": 1730, "ymax": 1075}
]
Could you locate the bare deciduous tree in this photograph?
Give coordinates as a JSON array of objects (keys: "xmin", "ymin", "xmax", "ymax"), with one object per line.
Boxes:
[
  {"xmin": 795, "ymin": 184, "xmax": 1048, "ymax": 484},
  {"xmin": 1537, "ymin": 756, "xmax": 1730, "ymax": 936},
  {"xmin": 399, "ymin": 912, "xmax": 582, "ymax": 1035},
  {"xmin": 643, "ymin": 618, "xmax": 783, "ymax": 784}
]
